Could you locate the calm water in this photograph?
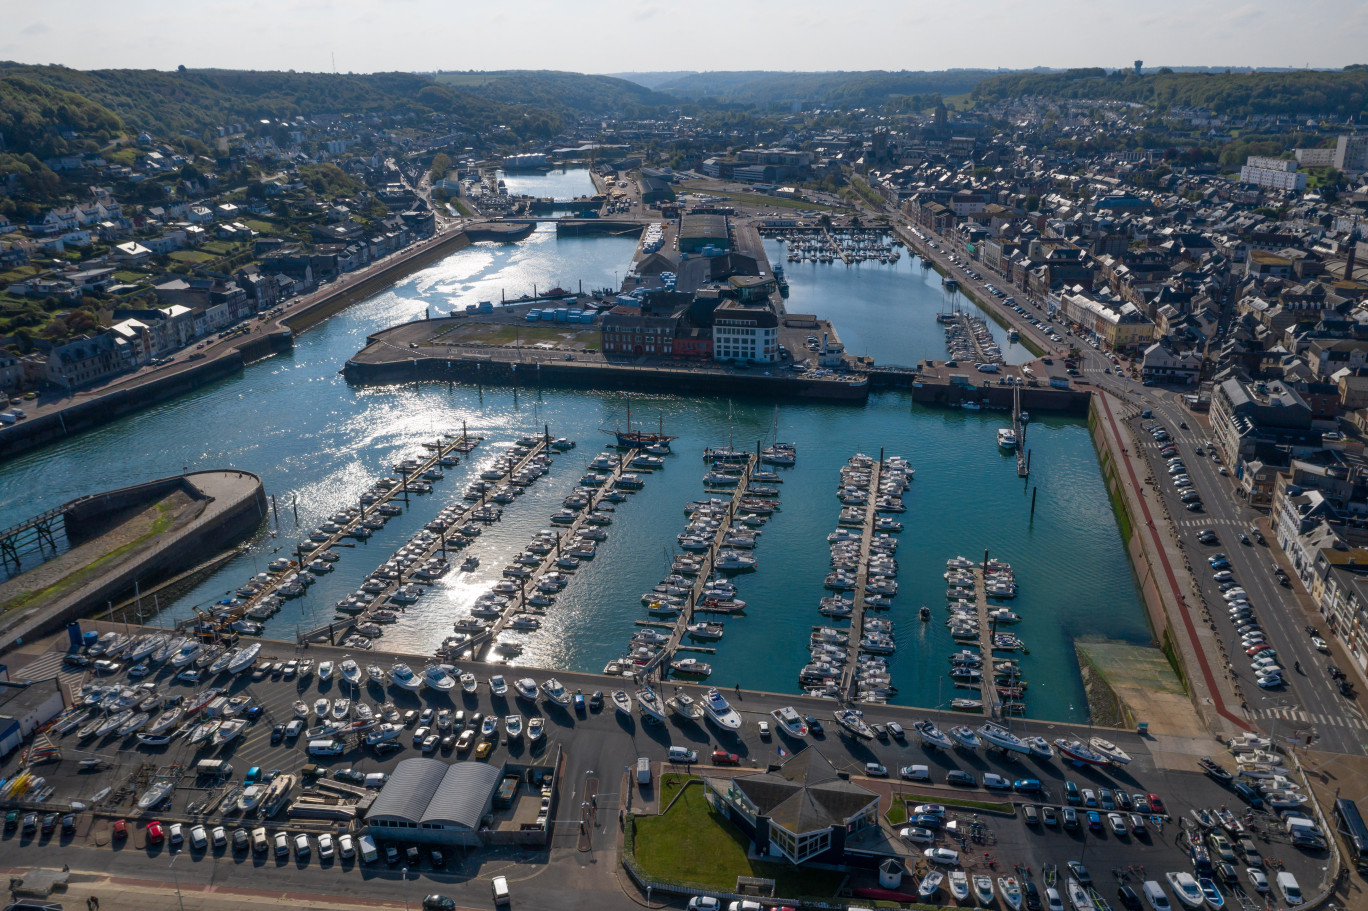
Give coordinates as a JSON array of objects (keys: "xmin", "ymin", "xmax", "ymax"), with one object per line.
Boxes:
[
  {"xmin": 0, "ymin": 185, "xmax": 1151, "ymax": 723},
  {"xmin": 497, "ymin": 167, "xmax": 597, "ymax": 201}
]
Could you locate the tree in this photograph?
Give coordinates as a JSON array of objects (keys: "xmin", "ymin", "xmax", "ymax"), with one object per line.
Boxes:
[{"xmin": 429, "ymin": 152, "xmax": 451, "ymax": 182}]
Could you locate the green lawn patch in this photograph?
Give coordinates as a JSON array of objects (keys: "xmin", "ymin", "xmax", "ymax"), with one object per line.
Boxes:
[
  {"xmin": 169, "ymin": 250, "xmax": 215, "ymax": 264},
  {"xmin": 0, "ymin": 502, "xmax": 177, "ymax": 618},
  {"xmin": 113, "ymin": 271, "xmax": 147, "ymax": 283},
  {"xmin": 632, "ymin": 779, "xmax": 844, "ymax": 897},
  {"xmin": 245, "ymin": 219, "xmax": 278, "ymax": 234},
  {"xmin": 706, "ymin": 191, "xmax": 836, "ymax": 213},
  {"xmin": 660, "ymin": 772, "xmax": 691, "ymax": 808},
  {"xmin": 886, "ymin": 799, "xmax": 908, "ymax": 825},
  {"xmin": 451, "ymin": 199, "xmax": 473, "ymax": 217}
]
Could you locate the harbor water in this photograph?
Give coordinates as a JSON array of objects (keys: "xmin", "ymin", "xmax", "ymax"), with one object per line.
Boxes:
[
  {"xmin": 0, "ymin": 198, "xmax": 1151, "ymax": 724},
  {"xmin": 497, "ymin": 167, "xmax": 598, "ymax": 201}
]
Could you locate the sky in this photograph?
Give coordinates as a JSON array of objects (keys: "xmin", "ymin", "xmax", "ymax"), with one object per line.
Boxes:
[{"xmin": 3, "ymin": 0, "xmax": 1366, "ymax": 75}]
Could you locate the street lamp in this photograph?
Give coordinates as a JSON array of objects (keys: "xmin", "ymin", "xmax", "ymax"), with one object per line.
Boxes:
[{"xmin": 170, "ymin": 853, "xmax": 185, "ymax": 911}]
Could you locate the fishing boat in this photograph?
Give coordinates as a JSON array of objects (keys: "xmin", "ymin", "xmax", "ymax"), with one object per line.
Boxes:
[
  {"xmin": 389, "ymin": 663, "xmax": 424, "ymax": 692},
  {"xmin": 612, "ymin": 690, "xmax": 634, "ymax": 715},
  {"xmin": 1054, "ymin": 738, "xmax": 1110, "ymax": 765},
  {"xmin": 1000, "ymin": 877, "xmax": 1023, "ymax": 911},
  {"xmin": 1089, "ymin": 737, "xmax": 1132, "ymax": 765},
  {"xmin": 423, "ymin": 665, "xmax": 458, "ymax": 692},
  {"xmin": 137, "ymin": 779, "xmax": 174, "ymax": 811},
  {"xmin": 1067, "ymin": 878, "xmax": 1095, "ymax": 911},
  {"xmin": 541, "ymin": 678, "xmax": 572, "ymax": 707},
  {"xmin": 527, "ymin": 717, "xmax": 544, "ymax": 743},
  {"xmin": 212, "ymin": 718, "xmax": 247, "ymax": 747},
  {"xmin": 460, "ymin": 673, "xmax": 479, "ymax": 694},
  {"xmin": 978, "ymin": 721, "xmax": 1032, "ymax": 754},
  {"xmin": 949, "ymin": 725, "xmax": 982, "ymax": 750},
  {"xmin": 1165, "ymin": 873, "xmax": 1204, "ymax": 910},
  {"xmin": 667, "ymin": 694, "xmax": 705, "ymax": 721},
  {"xmin": 702, "ymin": 688, "xmax": 742, "ymax": 731},
  {"xmin": 834, "ymin": 707, "xmax": 874, "ymax": 740},
  {"xmin": 919, "ymin": 872, "xmax": 944, "ymax": 900},
  {"xmin": 771, "ymin": 706, "xmax": 808, "ymax": 738},
  {"xmin": 669, "ymin": 658, "xmax": 712, "ymax": 678},
  {"xmin": 505, "ymin": 715, "xmax": 524, "ymax": 740},
  {"xmin": 973, "ymin": 874, "xmax": 995, "ymax": 906},
  {"xmin": 636, "ymin": 686, "xmax": 667, "ymax": 723},
  {"xmin": 998, "ymin": 428, "xmax": 1018, "ymax": 451},
  {"xmin": 512, "ymin": 677, "xmax": 539, "ymax": 702},
  {"xmin": 136, "ymin": 733, "xmax": 171, "ymax": 748},
  {"xmin": 238, "ymin": 784, "xmax": 266, "ymax": 813},
  {"xmin": 949, "ymin": 871, "xmax": 970, "ymax": 902},
  {"xmin": 914, "ymin": 719, "xmax": 955, "ymax": 750}
]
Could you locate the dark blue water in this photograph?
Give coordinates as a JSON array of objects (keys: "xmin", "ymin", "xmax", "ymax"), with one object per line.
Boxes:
[{"xmin": 0, "ymin": 209, "xmax": 1151, "ymax": 722}]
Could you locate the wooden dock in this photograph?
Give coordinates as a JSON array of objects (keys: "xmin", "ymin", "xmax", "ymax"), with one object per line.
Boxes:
[
  {"xmin": 193, "ymin": 431, "xmax": 485, "ymax": 638},
  {"xmin": 1013, "ymin": 384, "xmax": 1029, "ymax": 478},
  {"xmin": 644, "ymin": 454, "xmax": 757, "ymax": 677},
  {"xmin": 973, "ymin": 568, "xmax": 1003, "ymax": 720},
  {"xmin": 842, "ymin": 458, "xmax": 883, "ymax": 702},
  {"xmin": 479, "ymin": 446, "xmax": 642, "ymax": 656}
]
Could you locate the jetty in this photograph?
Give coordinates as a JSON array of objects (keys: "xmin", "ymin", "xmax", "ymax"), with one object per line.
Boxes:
[
  {"xmin": 973, "ymin": 568, "xmax": 1003, "ymax": 720},
  {"xmin": 842, "ymin": 459, "xmax": 884, "ymax": 701},
  {"xmin": 1013, "ymin": 384, "xmax": 1029, "ymax": 478},
  {"xmin": 644, "ymin": 453, "xmax": 757, "ymax": 676},
  {"xmin": 480, "ymin": 445, "xmax": 643, "ymax": 654}
]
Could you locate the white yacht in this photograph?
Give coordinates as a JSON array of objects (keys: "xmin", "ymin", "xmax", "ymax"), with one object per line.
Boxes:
[
  {"xmin": 701, "ymin": 688, "xmax": 742, "ymax": 731},
  {"xmin": 423, "ymin": 665, "xmax": 457, "ymax": 692},
  {"xmin": 977, "ymin": 722, "xmax": 1032, "ymax": 754},
  {"xmin": 771, "ymin": 706, "xmax": 808, "ymax": 738},
  {"xmin": 169, "ymin": 640, "xmax": 201, "ymax": 668},
  {"xmin": 340, "ymin": 659, "xmax": 363, "ymax": 687},
  {"xmin": 389, "ymin": 663, "xmax": 424, "ymax": 692},
  {"xmin": 490, "ymin": 675, "xmax": 509, "ymax": 697},
  {"xmin": 636, "ymin": 685, "xmax": 667, "ymax": 723},
  {"xmin": 317, "ymin": 660, "xmax": 335, "ymax": 681},
  {"xmin": 997, "ymin": 428, "xmax": 1018, "ymax": 450},
  {"xmin": 514, "ymin": 678, "xmax": 539, "ymax": 701},
  {"xmin": 541, "ymin": 678, "xmax": 572, "ymax": 707}
]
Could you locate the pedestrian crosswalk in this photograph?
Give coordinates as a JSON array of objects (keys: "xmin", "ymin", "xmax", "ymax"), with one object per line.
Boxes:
[
  {"xmin": 1251, "ymin": 707, "xmax": 1368, "ymax": 730},
  {"xmin": 15, "ymin": 649, "xmax": 69, "ymax": 682},
  {"xmin": 1174, "ymin": 517, "xmax": 1245, "ymax": 529}
]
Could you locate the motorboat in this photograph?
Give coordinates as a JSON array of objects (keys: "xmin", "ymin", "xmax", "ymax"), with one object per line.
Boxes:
[
  {"xmin": 919, "ymin": 872, "xmax": 944, "ymax": 900},
  {"xmin": 978, "ymin": 722, "xmax": 1032, "ymax": 754},
  {"xmin": 423, "ymin": 665, "xmax": 458, "ymax": 692},
  {"xmin": 505, "ymin": 715, "xmax": 524, "ymax": 740},
  {"xmin": 1089, "ymin": 737, "xmax": 1132, "ymax": 764},
  {"xmin": 331, "ymin": 698, "xmax": 350, "ymax": 720},
  {"xmin": 835, "ymin": 708, "xmax": 874, "ymax": 740},
  {"xmin": 1054, "ymin": 738, "xmax": 1110, "ymax": 765},
  {"xmin": 1165, "ymin": 873, "xmax": 1204, "ymax": 910},
  {"xmin": 314, "ymin": 698, "xmax": 329, "ymax": 719},
  {"xmin": 702, "ymin": 688, "xmax": 743, "ymax": 731},
  {"xmin": 914, "ymin": 720, "xmax": 954, "ymax": 750},
  {"xmin": 949, "ymin": 871, "xmax": 970, "ymax": 903},
  {"xmin": 636, "ymin": 686, "xmax": 667, "ymax": 723},
  {"xmin": 365, "ymin": 724, "xmax": 402, "ymax": 745},
  {"xmin": 669, "ymin": 658, "xmax": 712, "ymax": 678},
  {"xmin": 998, "ymin": 428, "xmax": 1018, "ymax": 450},
  {"xmin": 613, "ymin": 690, "xmax": 633, "ymax": 715},
  {"xmin": 973, "ymin": 874, "xmax": 995, "ymax": 906},
  {"xmin": 542, "ymin": 678, "xmax": 572, "ymax": 706},
  {"xmin": 771, "ymin": 707, "xmax": 808, "ymax": 738},
  {"xmin": 169, "ymin": 640, "xmax": 201, "ymax": 668},
  {"xmin": 949, "ymin": 725, "xmax": 982, "ymax": 750},
  {"xmin": 527, "ymin": 717, "xmax": 544, "ymax": 743},
  {"xmin": 1067, "ymin": 878, "xmax": 1095, "ymax": 911},
  {"xmin": 1000, "ymin": 877, "xmax": 1024, "ymax": 911},
  {"xmin": 238, "ymin": 784, "xmax": 266, "ymax": 813},
  {"xmin": 1026, "ymin": 737, "xmax": 1055, "ymax": 759},
  {"xmin": 389, "ymin": 663, "xmax": 424, "ymax": 692},
  {"xmin": 260, "ymin": 774, "xmax": 295, "ymax": 818},
  {"xmin": 292, "ymin": 700, "xmax": 309, "ymax": 717},
  {"xmin": 490, "ymin": 675, "xmax": 509, "ymax": 697},
  {"xmin": 460, "ymin": 673, "xmax": 479, "ymax": 694},
  {"xmin": 212, "ymin": 718, "xmax": 247, "ymax": 747},
  {"xmin": 136, "ymin": 779, "xmax": 174, "ymax": 811},
  {"xmin": 667, "ymin": 694, "xmax": 705, "ymax": 720},
  {"xmin": 340, "ymin": 659, "xmax": 363, "ymax": 687}
]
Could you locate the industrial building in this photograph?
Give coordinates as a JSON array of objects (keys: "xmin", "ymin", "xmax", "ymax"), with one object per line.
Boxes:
[
  {"xmin": 365, "ymin": 757, "xmax": 505, "ymax": 847},
  {"xmin": 0, "ymin": 678, "xmax": 66, "ymax": 758}
]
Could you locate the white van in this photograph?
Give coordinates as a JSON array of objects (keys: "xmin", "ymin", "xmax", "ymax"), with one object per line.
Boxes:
[
  {"xmin": 667, "ymin": 746, "xmax": 698, "ymax": 763},
  {"xmin": 357, "ymin": 834, "xmax": 378, "ymax": 864},
  {"xmin": 636, "ymin": 757, "xmax": 651, "ymax": 785},
  {"xmin": 195, "ymin": 759, "xmax": 233, "ymax": 778},
  {"xmin": 1275, "ymin": 872, "xmax": 1302, "ymax": 905},
  {"xmin": 1142, "ymin": 881, "xmax": 1170, "ymax": 911},
  {"xmin": 492, "ymin": 875, "xmax": 510, "ymax": 905},
  {"xmin": 307, "ymin": 738, "xmax": 342, "ymax": 755}
]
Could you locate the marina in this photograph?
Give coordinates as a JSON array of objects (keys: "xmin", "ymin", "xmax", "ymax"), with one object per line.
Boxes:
[{"xmin": 0, "ymin": 206, "xmax": 1150, "ymax": 724}]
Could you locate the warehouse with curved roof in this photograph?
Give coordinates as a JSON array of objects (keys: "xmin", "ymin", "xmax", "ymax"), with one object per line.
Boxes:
[{"xmin": 365, "ymin": 757, "xmax": 504, "ymax": 846}]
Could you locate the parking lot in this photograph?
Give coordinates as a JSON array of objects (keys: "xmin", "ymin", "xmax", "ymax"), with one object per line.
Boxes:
[{"xmin": 0, "ymin": 627, "xmax": 1336, "ymax": 911}]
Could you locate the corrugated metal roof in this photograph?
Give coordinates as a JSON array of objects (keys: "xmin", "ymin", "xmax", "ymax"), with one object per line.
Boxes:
[
  {"xmin": 423, "ymin": 763, "xmax": 504, "ymax": 828},
  {"xmin": 366, "ymin": 758, "xmax": 504, "ymax": 830}
]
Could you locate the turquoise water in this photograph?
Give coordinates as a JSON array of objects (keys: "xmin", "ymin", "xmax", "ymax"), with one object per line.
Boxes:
[{"xmin": 0, "ymin": 196, "xmax": 1152, "ymax": 723}]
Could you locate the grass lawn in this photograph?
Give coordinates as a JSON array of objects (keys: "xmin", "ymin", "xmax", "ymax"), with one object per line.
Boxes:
[
  {"xmin": 632, "ymin": 779, "xmax": 845, "ymax": 897},
  {"xmin": 900, "ymin": 793, "xmax": 1015, "ymax": 814},
  {"xmin": 201, "ymin": 241, "xmax": 239, "ymax": 255},
  {"xmin": 451, "ymin": 199, "xmax": 473, "ymax": 217},
  {"xmin": 245, "ymin": 219, "xmax": 278, "ymax": 234},
  {"xmin": 169, "ymin": 250, "xmax": 215, "ymax": 264},
  {"xmin": 707, "ymin": 191, "xmax": 836, "ymax": 213},
  {"xmin": 451, "ymin": 323, "xmax": 597, "ymax": 348},
  {"xmin": 114, "ymin": 271, "xmax": 148, "ymax": 283}
]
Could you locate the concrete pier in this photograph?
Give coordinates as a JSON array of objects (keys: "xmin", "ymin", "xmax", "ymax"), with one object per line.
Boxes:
[
  {"xmin": 973, "ymin": 568, "xmax": 1003, "ymax": 719},
  {"xmin": 843, "ymin": 459, "xmax": 883, "ymax": 701}
]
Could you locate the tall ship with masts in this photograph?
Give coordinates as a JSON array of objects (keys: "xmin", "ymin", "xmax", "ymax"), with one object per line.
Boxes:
[{"xmin": 602, "ymin": 408, "xmax": 676, "ymax": 450}]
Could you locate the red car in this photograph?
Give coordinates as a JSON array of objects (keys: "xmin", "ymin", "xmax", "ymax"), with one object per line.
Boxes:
[
  {"xmin": 111, "ymin": 819, "xmax": 128, "ymax": 841},
  {"xmin": 1146, "ymin": 793, "xmax": 1166, "ymax": 814},
  {"xmin": 146, "ymin": 820, "xmax": 164, "ymax": 844},
  {"xmin": 711, "ymin": 749, "xmax": 740, "ymax": 766}
]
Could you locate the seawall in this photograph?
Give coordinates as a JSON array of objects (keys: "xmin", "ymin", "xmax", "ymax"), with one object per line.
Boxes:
[
  {"xmin": 343, "ymin": 351, "xmax": 870, "ymax": 402},
  {"xmin": 0, "ymin": 470, "xmax": 267, "ymax": 652}
]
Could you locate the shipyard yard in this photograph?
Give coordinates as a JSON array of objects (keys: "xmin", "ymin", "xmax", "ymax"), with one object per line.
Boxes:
[{"xmin": 0, "ymin": 623, "xmax": 1337, "ymax": 911}]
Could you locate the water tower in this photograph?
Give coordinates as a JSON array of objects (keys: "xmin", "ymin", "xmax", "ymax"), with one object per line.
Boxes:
[{"xmin": 1134, "ymin": 60, "xmax": 1143, "ymax": 75}]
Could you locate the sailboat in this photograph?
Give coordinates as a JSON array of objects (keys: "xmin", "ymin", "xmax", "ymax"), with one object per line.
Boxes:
[{"xmin": 603, "ymin": 407, "xmax": 676, "ymax": 450}]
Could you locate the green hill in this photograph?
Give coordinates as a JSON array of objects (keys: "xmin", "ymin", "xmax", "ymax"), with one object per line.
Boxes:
[
  {"xmin": 970, "ymin": 67, "xmax": 1368, "ymax": 117},
  {"xmin": 650, "ymin": 70, "xmax": 996, "ymax": 109},
  {"xmin": 0, "ymin": 75, "xmax": 123, "ymax": 158}
]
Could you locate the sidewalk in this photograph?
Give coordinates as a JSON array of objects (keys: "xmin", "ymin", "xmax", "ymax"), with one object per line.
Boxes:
[{"xmin": 1093, "ymin": 392, "xmax": 1249, "ymax": 743}]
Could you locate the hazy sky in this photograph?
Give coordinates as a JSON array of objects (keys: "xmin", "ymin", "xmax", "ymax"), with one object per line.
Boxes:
[{"xmin": 3, "ymin": 0, "xmax": 1366, "ymax": 74}]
